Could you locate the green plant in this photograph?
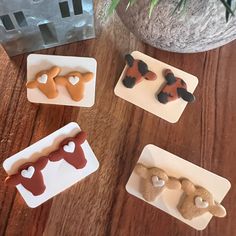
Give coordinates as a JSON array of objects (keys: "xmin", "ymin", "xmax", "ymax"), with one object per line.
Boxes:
[{"xmin": 108, "ymin": 0, "xmax": 235, "ymax": 22}]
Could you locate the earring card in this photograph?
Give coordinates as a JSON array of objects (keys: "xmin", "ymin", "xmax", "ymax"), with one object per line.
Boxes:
[
  {"xmin": 27, "ymin": 54, "xmax": 97, "ymax": 107},
  {"xmin": 126, "ymin": 144, "xmax": 231, "ymax": 230},
  {"xmin": 114, "ymin": 51, "xmax": 198, "ymax": 123},
  {"xmin": 3, "ymin": 122, "xmax": 99, "ymax": 208}
]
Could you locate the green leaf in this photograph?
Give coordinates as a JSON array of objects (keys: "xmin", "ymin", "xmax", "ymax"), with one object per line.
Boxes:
[
  {"xmin": 149, "ymin": 0, "xmax": 160, "ymax": 18},
  {"xmin": 130, "ymin": 0, "xmax": 137, "ymax": 6},
  {"xmin": 126, "ymin": 0, "xmax": 137, "ymax": 11},
  {"xmin": 173, "ymin": 0, "xmax": 187, "ymax": 14},
  {"xmin": 129, "ymin": 0, "xmax": 137, "ymax": 7},
  {"xmin": 220, "ymin": 0, "xmax": 235, "ymax": 16},
  {"xmin": 108, "ymin": 0, "xmax": 121, "ymax": 16},
  {"xmin": 226, "ymin": 0, "xmax": 231, "ymax": 22},
  {"xmin": 107, "ymin": 0, "xmax": 235, "ymax": 25}
]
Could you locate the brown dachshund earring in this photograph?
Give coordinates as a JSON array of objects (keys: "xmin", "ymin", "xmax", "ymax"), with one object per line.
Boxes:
[{"xmin": 157, "ymin": 69, "xmax": 195, "ymax": 104}]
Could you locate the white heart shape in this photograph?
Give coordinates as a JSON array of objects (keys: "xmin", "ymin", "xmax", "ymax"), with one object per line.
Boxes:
[
  {"xmin": 21, "ymin": 166, "xmax": 35, "ymax": 179},
  {"xmin": 151, "ymin": 176, "xmax": 165, "ymax": 187},
  {"xmin": 195, "ymin": 196, "xmax": 209, "ymax": 209},
  {"xmin": 37, "ymin": 74, "xmax": 48, "ymax": 84},
  {"xmin": 63, "ymin": 141, "xmax": 75, "ymax": 153},
  {"xmin": 69, "ymin": 76, "xmax": 80, "ymax": 85}
]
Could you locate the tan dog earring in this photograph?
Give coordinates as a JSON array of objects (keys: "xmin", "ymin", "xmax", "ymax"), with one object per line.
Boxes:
[
  {"xmin": 26, "ymin": 66, "xmax": 61, "ymax": 99},
  {"xmin": 134, "ymin": 163, "xmax": 181, "ymax": 202},
  {"xmin": 55, "ymin": 71, "xmax": 94, "ymax": 101},
  {"xmin": 177, "ymin": 179, "xmax": 226, "ymax": 220}
]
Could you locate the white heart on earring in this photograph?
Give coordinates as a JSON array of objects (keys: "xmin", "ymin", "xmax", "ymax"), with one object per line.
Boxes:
[
  {"xmin": 195, "ymin": 196, "xmax": 209, "ymax": 208},
  {"xmin": 37, "ymin": 74, "xmax": 48, "ymax": 84},
  {"xmin": 151, "ymin": 176, "xmax": 165, "ymax": 187},
  {"xmin": 63, "ymin": 141, "xmax": 76, "ymax": 153},
  {"xmin": 69, "ymin": 76, "xmax": 80, "ymax": 85},
  {"xmin": 21, "ymin": 166, "xmax": 35, "ymax": 179}
]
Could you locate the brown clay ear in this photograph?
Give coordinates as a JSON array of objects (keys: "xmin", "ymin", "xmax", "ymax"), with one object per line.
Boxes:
[
  {"xmin": 82, "ymin": 72, "xmax": 93, "ymax": 82},
  {"xmin": 48, "ymin": 150, "xmax": 62, "ymax": 162},
  {"xmin": 177, "ymin": 88, "xmax": 195, "ymax": 103},
  {"xmin": 164, "ymin": 69, "xmax": 173, "ymax": 77},
  {"xmin": 181, "ymin": 178, "xmax": 196, "ymax": 194},
  {"xmin": 209, "ymin": 202, "xmax": 226, "ymax": 217},
  {"xmin": 50, "ymin": 66, "xmax": 61, "ymax": 77},
  {"xmin": 138, "ymin": 60, "xmax": 148, "ymax": 76},
  {"xmin": 26, "ymin": 80, "xmax": 38, "ymax": 88},
  {"xmin": 125, "ymin": 54, "xmax": 134, "ymax": 67},
  {"xmin": 145, "ymin": 71, "xmax": 157, "ymax": 81},
  {"xmin": 134, "ymin": 163, "xmax": 149, "ymax": 179},
  {"xmin": 75, "ymin": 131, "xmax": 87, "ymax": 145},
  {"xmin": 164, "ymin": 70, "xmax": 176, "ymax": 85},
  {"xmin": 5, "ymin": 175, "xmax": 21, "ymax": 186},
  {"xmin": 36, "ymin": 157, "xmax": 49, "ymax": 170},
  {"xmin": 166, "ymin": 177, "xmax": 181, "ymax": 189},
  {"xmin": 55, "ymin": 76, "xmax": 68, "ymax": 85}
]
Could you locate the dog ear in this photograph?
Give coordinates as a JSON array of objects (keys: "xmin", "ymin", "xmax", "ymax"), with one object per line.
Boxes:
[
  {"xmin": 177, "ymin": 88, "xmax": 195, "ymax": 103},
  {"xmin": 145, "ymin": 71, "xmax": 157, "ymax": 81},
  {"xmin": 26, "ymin": 80, "xmax": 38, "ymax": 88},
  {"xmin": 48, "ymin": 150, "xmax": 62, "ymax": 162},
  {"xmin": 82, "ymin": 72, "xmax": 94, "ymax": 82},
  {"xmin": 125, "ymin": 54, "xmax": 134, "ymax": 67},
  {"xmin": 166, "ymin": 177, "xmax": 181, "ymax": 189},
  {"xmin": 138, "ymin": 60, "xmax": 148, "ymax": 76},
  {"xmin": 50, "ymin": 66, "xmax": 61, "ymax": 77},
  {"xmin": 35, "ymin": 157, "xmax": 48, "ymax": 170},
  {"xmin": 55, "ymin": 76, "xmax": 67, "ymax": 85},
  {"xmin": 134, "ymin": 163, "xmax": 149, "ymax": 179},
  {"xmin": 75, "ymin": 131, "xmax": 87, "ymax": 144},
  {"xmin": 164, "ymin": 69, "xmax": 176, "ymax": 85},
  {"xmin": 181, "ymin": 178, "xmax": 196, "ymax": 194},
  {"xmin": 5, "ymin": 175, "xmax": 21, "ymax": 186},
  {"xmin": 209, "ymin": 202, "xmax": 226, "ymax": 217}
]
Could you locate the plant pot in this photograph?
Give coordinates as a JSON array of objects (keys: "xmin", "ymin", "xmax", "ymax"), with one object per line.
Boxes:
[{"xmin": 116, "ymin": 0, "xmax": 236, "ymax": 53}]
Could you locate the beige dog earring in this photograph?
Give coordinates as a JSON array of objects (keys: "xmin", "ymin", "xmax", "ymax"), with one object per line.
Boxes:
[
  {"xmin": 177, "ymin": 178, "xmax": 226, "ymax": 220},
  {"xmin": 134, "ymin": 163, "xmax": 181, "ymax": 202}
]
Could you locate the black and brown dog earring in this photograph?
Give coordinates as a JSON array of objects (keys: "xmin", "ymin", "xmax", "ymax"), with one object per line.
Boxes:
[
  {"xmin": 156, "ymin": 69, "xmax": 195, "ymax": 104},
  {"xmin": 122, "ymin": 54, "xmax": 157, "ymax": 88}
]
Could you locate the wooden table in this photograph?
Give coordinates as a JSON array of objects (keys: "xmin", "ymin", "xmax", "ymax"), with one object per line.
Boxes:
[{"xmin": 0, "ymin": 3, "xmax": 236, "ymax": 235}]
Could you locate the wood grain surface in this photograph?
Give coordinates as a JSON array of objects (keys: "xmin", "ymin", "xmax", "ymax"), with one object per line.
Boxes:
[{"xmin": 0, "ymin": 1, "xmax": 236, "ymax": 235}]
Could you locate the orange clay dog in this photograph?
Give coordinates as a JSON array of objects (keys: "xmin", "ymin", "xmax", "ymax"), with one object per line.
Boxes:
[
  {"xmin": 55, "ymin": 71, "xmax": 93, "ymax": 101},
  {"xmin": 26, "ymin": 66, "xmax": 61, "ymax": 99}
]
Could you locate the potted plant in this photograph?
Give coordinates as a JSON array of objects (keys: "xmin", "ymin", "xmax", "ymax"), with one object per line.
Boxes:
[{"xmin": 108, "ymin": 0, "xmax": 236, "ymax": 52}]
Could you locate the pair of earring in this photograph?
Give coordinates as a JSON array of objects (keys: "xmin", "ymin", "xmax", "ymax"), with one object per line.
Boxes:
[
  {"xmin": 135, "ymin": 163, "xmax": 226, "ymax": 220},
  {"xmin": 122, "ymin": 54, "xmax": 195, "ymax": 104},
  {"xmin": 26, "ymin": 66, "xmax": 93, "ymax": 101},
  {"xmin": 5, "ymin": 131, "xmax": 87, "ymax": 196}
]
